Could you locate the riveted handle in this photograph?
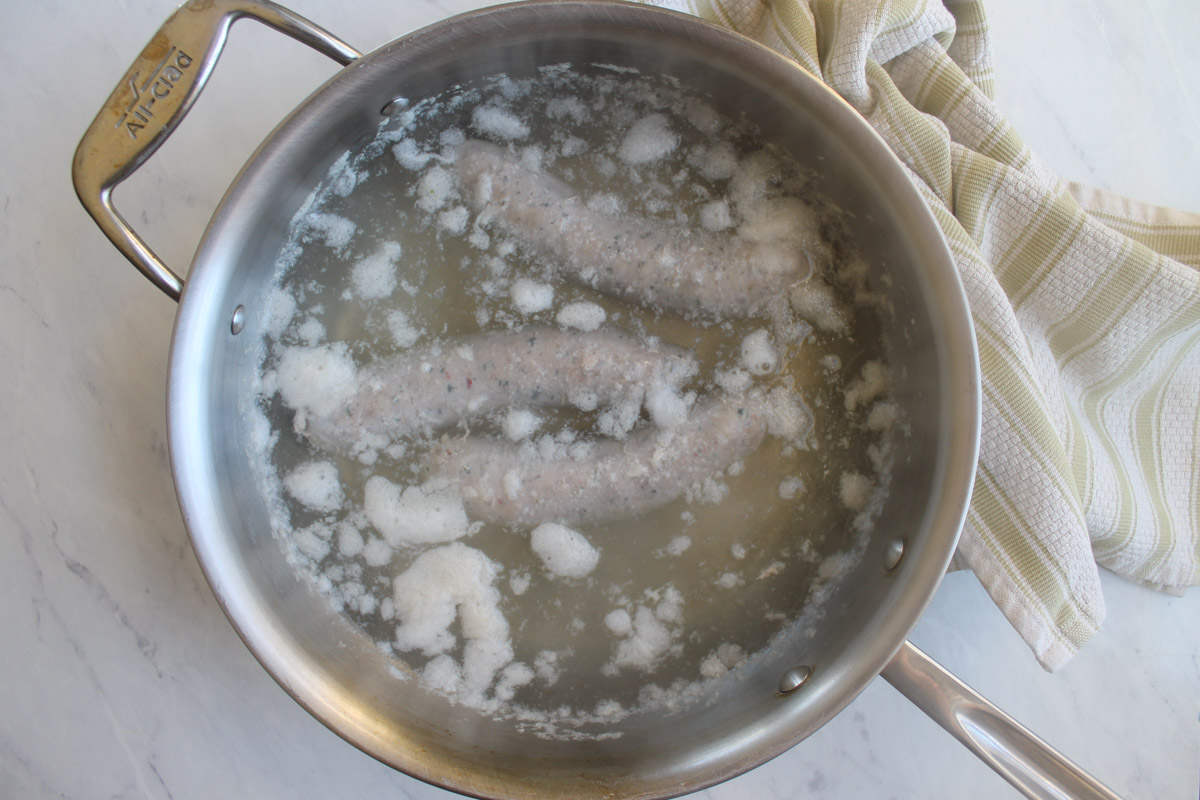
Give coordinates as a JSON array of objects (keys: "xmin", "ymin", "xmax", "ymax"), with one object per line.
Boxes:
[{"xmin": 72, "ymin": 0, "xmax": 361, "ymax": 302}]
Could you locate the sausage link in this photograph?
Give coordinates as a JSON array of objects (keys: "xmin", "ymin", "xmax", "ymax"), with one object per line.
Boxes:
[
  {"xmin": 428, "ymin": 394, "xmax": 768, "ymax": 527},
  {"xmin": 295, "ymin": 326, "xmax": 695, "ymax": 452},
  {"xmin": 456, "ymin": 140, "xmax": 807, "ymax": 319}
]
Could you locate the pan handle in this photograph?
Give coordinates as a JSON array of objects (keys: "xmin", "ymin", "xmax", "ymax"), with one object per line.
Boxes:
[
  {"xmin": 881, "ymin": 640, "xmax": 1123, "ymax": 800},
  {"xmin": 71, "ymin": 0, "xmax": 361, "ymax": 302}
]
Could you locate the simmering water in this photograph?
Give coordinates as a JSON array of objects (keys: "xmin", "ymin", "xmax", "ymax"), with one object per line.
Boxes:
[{"xmin": 249, "ymin": 65, "xmax": 900, "ymax": 733}]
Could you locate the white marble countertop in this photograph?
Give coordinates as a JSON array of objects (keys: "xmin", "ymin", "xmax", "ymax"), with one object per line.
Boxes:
[{"xmin": 2, "ymin": 1, "xmax": 1197, "ymax": 798}]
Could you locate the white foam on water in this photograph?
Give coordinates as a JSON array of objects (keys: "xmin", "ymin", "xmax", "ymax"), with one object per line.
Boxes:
[
  {"xmin": 365, "ymin": 477, "xmax": 475, "ymax": 547},
  {"xmin": 472, "ymin": 104, "xmax": 531, "ymax": 140},
  {"xmin": 351, "ymin": 241, "xmax": 402, "ymax": 299},
  {"xmin": 555, "ymin": 301, "xmax": 606, "ymax": 331},
  {"xmin": 531, "ymin": 523, "xmax": 600, "ymax": 579},
  {"xmin": 618, "ymin": 113, "xmax": 679, "ymax": 165},
  {"xmin": 510, "ymin": 278, "xmax": 554, "ymax": 314},
  {"xmin": 284, "ymin": 461, "xmax": 344, "ymax": 513}
]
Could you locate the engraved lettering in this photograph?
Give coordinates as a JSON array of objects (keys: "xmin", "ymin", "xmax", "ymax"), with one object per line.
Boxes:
[
  {"xmin": 115, "ymin": 46, "xmax": 194, "ymax": 140},
  {"xmin": 144, "ymin": 45, "xmax": 174, "ymax": 92},
  {"xmin": 115, "ymin": 73, "xmax": 143, "ymax": 132}
]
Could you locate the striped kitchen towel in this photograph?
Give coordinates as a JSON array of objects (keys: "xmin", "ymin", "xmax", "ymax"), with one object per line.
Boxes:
[{"xmin": 646, "ymin": 0, "xmax": 1200, "ymax": 669}]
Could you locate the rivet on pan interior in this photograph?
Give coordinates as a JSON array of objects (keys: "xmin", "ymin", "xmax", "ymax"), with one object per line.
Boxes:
[
  {"xmin": 230, "ymin": 305, "xmax": 246, "ymax": 335},
  {"xmin": 883, "ymin": 537, "xmax": 906, "ymax": 572},
  {"xmin": 778, "ymin": 665, "xmax": 812, "ymax": 694},
  {"xmin": 381, "ymin": 96, "xmax": 410, "ymax": 116}
]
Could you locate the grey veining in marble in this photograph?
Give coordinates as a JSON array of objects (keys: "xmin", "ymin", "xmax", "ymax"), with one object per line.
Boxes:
[{"xmin": 2, "ymin": 1, "xmax": 1197, "ymax": 798}]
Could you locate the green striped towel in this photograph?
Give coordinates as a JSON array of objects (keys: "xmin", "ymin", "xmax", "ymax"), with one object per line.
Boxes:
[{"xmin": 646, "ymin": 0, "xmax": 1200, "ymax": 669}]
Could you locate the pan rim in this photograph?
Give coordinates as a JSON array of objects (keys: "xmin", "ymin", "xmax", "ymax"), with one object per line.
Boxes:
[{"xmin": 167, "ymin": 2, "xmax": 981, "ymax": 798}]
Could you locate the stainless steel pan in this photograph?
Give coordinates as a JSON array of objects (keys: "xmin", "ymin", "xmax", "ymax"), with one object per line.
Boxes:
[{"xmin": 73, "ymin": 2, "xmax": 1120, "ymax": 798}]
